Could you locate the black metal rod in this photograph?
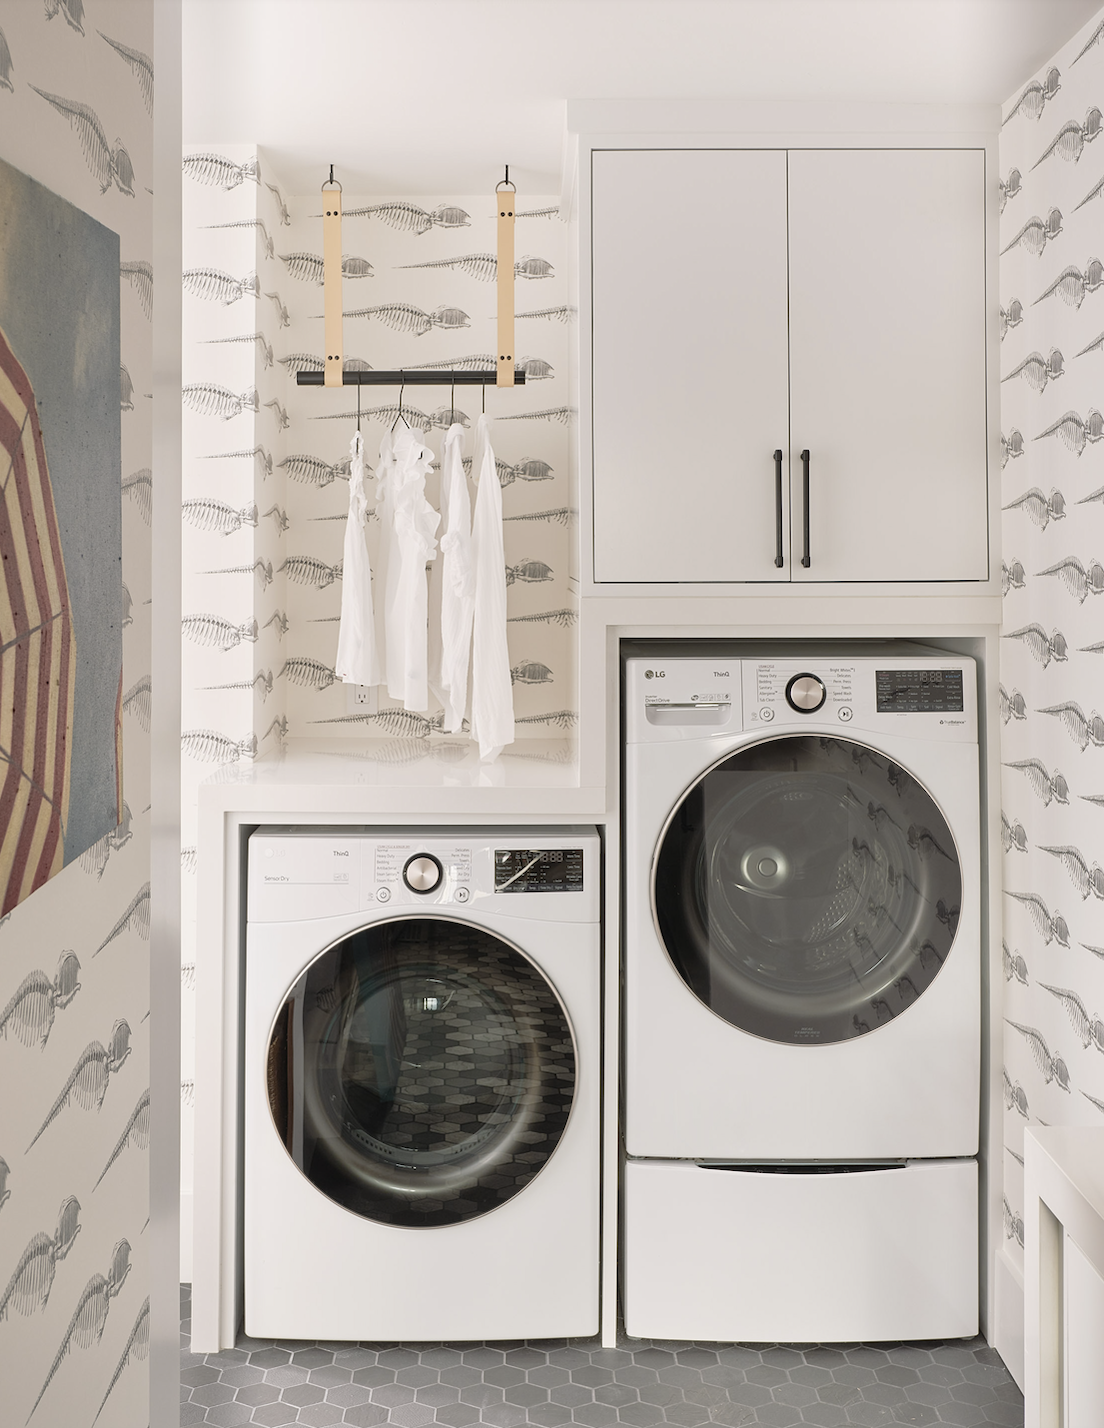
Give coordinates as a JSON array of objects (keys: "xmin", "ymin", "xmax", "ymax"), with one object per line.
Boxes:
[
  {"xmin": 800, "ymin": 449, "xmax": 811, "ymax": 568},
  {"xmin": 296, "ymin": 370, "xmax": 527, "ymax": 386},
  {"xmin": 773, "ymin": 449, "xmax": 784, "ymax": 568}
]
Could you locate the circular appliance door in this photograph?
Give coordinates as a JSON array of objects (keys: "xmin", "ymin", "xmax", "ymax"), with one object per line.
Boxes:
[
  {"xmin": 653, "ymin": 735, "xmax": 962, "ymax": 1044},
  {"xmin": 266, "ymin": 917, "xmax": 575, "ymax": 1228}
]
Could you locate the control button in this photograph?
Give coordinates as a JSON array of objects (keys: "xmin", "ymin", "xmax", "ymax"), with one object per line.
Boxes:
[
  {"xmin": 838, "ymin": 706, "xmax": 853, "ymax": 722},
  {"xmin": 455, "ymin": 886, "xmax": 471, "ymax": 904},
  {"xmin": 403, "ymin": 853, "xmax": 443, "ymax": 894},
  {"xmin": 375, "ymin": 886, "xmax": 391, "ymax": 903},
  {"xmin": 759, "ymin": 706, "xmax": 775, "ymax": 723},
  {"xmin": 785, "ymin": 673, "xmax": 827, "ymax": 713}
]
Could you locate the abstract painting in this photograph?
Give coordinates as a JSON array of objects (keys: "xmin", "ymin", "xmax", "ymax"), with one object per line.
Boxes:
[{"xmin": 0, "ymin": 155, "xmax": 123, "ymax": 915}]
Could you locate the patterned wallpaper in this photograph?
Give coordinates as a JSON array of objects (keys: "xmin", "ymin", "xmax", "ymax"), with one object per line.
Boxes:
[
  {"xmin": 179, "ymin": 143, "xmax": 288, "ymax": 1218},
  {"xmin": 274, "ymin": 183, "xmax": 577, "ymax": 742},
  {"xmin": 0, "ymin": 3, "xmax": 152, "ymax": 1424},
  {"xmin": 178, "ymin": 161, "xmax": 578, "ymax": 1229},
  {"xmin": 999, "ymin": 6, "xmax": 1104, "ymax": 1275}
]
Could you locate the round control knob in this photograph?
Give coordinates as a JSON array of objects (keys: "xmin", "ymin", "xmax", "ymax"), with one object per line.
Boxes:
[
  {"xmin": 785, "ymin": 673, "xmax": 827, "ymax": 713},
  {"xmin": 403, "ymin": 853, "xmax": 443, "ymax": 894}
]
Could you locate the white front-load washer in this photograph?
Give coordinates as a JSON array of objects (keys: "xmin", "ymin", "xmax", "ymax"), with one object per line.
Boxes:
[
  {"xmin": 622, "ymin": 645, "xmax": 981, "ymax": 1341},
  {"xmin": 244, "ymin": 826, "xmax": 601, "ymax": 1342}
]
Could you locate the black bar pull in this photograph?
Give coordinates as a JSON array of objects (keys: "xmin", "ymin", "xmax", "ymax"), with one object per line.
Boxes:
[
  {"xmin": 773, "ymin": 449, "xmax": 784, "ymax": 568},
  {"xmin": 800, "ymin": 449, "xmax": 811, "ymax": 568}
]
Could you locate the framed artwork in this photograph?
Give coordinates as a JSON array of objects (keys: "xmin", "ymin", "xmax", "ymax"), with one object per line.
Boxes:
[{"xmin": 0, "ymin": 155, "xmax": 123, "ymax": 914}]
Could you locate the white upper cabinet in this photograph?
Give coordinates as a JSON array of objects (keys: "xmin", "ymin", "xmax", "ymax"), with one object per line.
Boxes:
[
  {"xmin": 590, "ymin": 146, "xmax": 990, "ymax": 585},
  {"xmin": 787, "ymin": 149, "xmax": 988, "ymax": 583},
  {"xmin": 591, "ymin": 150, "xmax": 791, "ymax": 583}
]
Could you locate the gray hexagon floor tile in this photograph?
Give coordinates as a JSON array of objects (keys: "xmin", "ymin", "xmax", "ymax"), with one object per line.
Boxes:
[{"xmin": 179, "ymin": 1286, "xmax": 1023, "ymax": 1425}]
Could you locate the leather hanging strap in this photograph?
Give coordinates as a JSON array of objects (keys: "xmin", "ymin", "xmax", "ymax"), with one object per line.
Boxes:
[
  {"xmin": 496, "ymin": 177, "xmax": 515, "ymax": 387},
  {"xmin": 322, "ymin": 174, "xmax": 343, "ymax": 389}
]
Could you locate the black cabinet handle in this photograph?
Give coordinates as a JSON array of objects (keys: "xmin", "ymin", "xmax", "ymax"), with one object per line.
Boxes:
[
  {"xmin": 800, "ymin": 449, "xmax": 811, "ymax": 568},
  {"xmin": 773, "ymin": 449, "xmax": 784, "ymax": 568}
]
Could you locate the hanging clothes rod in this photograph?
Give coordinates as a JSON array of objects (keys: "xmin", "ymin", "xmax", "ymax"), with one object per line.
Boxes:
[
  {"xmin": 308, "ymin": 164, "xmax": 522, "ymax": 392},
  {"xmin": 295, "ymin": 370, "xmax": 527, "ymax": 386}
]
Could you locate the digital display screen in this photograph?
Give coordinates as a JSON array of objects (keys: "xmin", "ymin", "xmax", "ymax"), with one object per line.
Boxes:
[
  {"xmin": 876, "ymin": 669, "xmax": 964, "ymax": 713},
  {"xmin": 495, "ymin": 849, "xmax": 584, "ymax": 893}
]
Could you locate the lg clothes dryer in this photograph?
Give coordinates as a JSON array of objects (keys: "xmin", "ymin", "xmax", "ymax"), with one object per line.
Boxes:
[
  {"xmin": 244, "ymin": 827, "xmax": 601, "ymax": 1342},
  {"xmin": 622, "ymin": 647, "xmax": 981, "ymax": 1342}
]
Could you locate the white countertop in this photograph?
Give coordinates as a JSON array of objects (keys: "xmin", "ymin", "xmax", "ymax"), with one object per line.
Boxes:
[{"xmin": 197, "ymin": 737, "xmax": 607, "ymax": 818}]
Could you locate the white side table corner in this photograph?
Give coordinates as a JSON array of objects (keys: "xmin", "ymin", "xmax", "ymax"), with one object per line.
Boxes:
[{"xmin": 1024, "ymin": 1126, "xmax": 1104, "ymax": 1428}]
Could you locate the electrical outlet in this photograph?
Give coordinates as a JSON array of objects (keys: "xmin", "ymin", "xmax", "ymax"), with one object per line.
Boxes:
[{"xmin": 346, "ymin": 683, "xmax": 378, "ymax": 714}]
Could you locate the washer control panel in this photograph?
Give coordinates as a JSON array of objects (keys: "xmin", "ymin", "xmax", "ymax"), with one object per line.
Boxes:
[
  {"xmin": 744, "ymin": 658, "xmax": 975, "ymax": 738},
  {"xmin": 626, "ymin": 654, "xmax": 976, "ymax": 743},
  {"xmin": 875, "ymin": 667, "xmax": 965, "ymax": 713},
  {"xmin": 749, "ymin": 661, "xmax": 855, "ymax": 726}
]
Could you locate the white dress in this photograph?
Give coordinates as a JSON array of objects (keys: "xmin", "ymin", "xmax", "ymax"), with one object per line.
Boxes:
[
  {"xmin": 433, "ymin": 422, "xmax": 475, "ymax": 732},
  {"xmin": 334, "ymin": 429, "xmax": 379, "ymax": 687},
  {"xmin": 380, "ymin": 421, "xmax": 439, "ymax": 712},
  {"xmin": 469, "ymin": 415, "xmax": 514, "ymax": 760},
  {"xmin": 373, "ymin": 425, "xmax": 397, "ymax": 688}
]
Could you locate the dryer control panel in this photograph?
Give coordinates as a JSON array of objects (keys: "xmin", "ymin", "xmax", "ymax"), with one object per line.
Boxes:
[{"xmin": 247, "ymin": 828, "xmax": 600, "ymax": 923}]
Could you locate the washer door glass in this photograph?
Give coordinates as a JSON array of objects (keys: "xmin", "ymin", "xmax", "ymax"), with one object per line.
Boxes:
[
  {"xmin": 266, "ymin": 917, "xmax": 575, "ymax": 1227},
  {"xmin": 654, "ymin": 735, "xmax": 962, "ymax": 1045}
]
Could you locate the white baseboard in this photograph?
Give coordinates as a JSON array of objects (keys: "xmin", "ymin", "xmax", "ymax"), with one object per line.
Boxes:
[
  {"xmin": 993, "ymin": 1248, "xmax": 1024, "ymax": 1391},
  {"xmin": 180, "ymin": 1188, "xmax": 193, "ymax": 1284}
]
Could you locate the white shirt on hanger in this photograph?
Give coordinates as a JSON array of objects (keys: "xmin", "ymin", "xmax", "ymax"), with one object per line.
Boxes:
[
  {"xmin": 431, "ymin": 421, "xmax": 475, "ymax": 733},
  {"xmin": 377, "ymin": 420, "xmax": 439, "ymax": 712},
  {"xmin": 334, "ymin": 428, "xmax": 379, "ymax": 688},
  {"xmin": 469, "ymin": 413, "xmax": 514, "ymax": 760}
]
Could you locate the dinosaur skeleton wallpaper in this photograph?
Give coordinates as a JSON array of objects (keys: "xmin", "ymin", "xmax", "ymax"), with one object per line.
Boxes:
[
  {"xmin": 999, "ymin": 8, "xmax": 1104, "ymax": 1282},
  {"xmin": 0, "ymin": 5, "xmax": 152, "ymax": 1425}
]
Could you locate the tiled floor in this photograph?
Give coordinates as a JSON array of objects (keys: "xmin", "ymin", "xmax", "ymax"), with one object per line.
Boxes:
[{"xmin": 180, "ymin": 1287, "xmax": 1024, "ymax": 1428}]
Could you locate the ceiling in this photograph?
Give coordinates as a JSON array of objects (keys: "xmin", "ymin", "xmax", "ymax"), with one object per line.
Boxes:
[{"xmin": 181, "ymin": 0, "xmax": 1103, "ymax": 195}]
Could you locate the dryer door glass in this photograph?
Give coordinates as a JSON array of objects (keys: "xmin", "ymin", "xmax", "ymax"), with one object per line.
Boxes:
[
  {"xmin": 266, "ymin": 917, "xmax": 575, "ymax": 1227},
  {"xmin": 654, "ymin": 735, "xmax": 963, "ymax": 1044}
]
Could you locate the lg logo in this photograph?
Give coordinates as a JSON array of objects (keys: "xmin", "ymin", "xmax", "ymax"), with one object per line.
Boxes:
[{"xmin": 644, "ymin": 669, "xmax": 665, "ymax": 679}]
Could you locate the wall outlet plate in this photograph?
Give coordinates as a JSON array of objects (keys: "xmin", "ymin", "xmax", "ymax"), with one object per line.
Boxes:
[{"xmin": 346, "ymin": 683, "xmax": 378, "ymax": 714}]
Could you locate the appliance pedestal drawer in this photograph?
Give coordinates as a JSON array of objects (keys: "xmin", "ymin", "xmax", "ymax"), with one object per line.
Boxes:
[{"xmin": 623, "ymin": 1157, "xmax": 978, "ymax": 1342}]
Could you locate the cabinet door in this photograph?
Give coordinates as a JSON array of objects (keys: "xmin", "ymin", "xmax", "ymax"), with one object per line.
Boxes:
[
  {"xmin": 787, "ymin": 149, "xmax": 989, "ymax": 583},
  {"xmin": 591, "ymin": 150, "xmax": 790, "ymax": 583}
]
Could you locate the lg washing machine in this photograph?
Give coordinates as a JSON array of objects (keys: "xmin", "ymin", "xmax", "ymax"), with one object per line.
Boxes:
[
  {"xmin": 244, "ymin": 826, "xmax": 601, "ymax": 1342},
  {"xmin": 622, "ymin": 645, "xmax": 981, "ymax": 1342}
]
